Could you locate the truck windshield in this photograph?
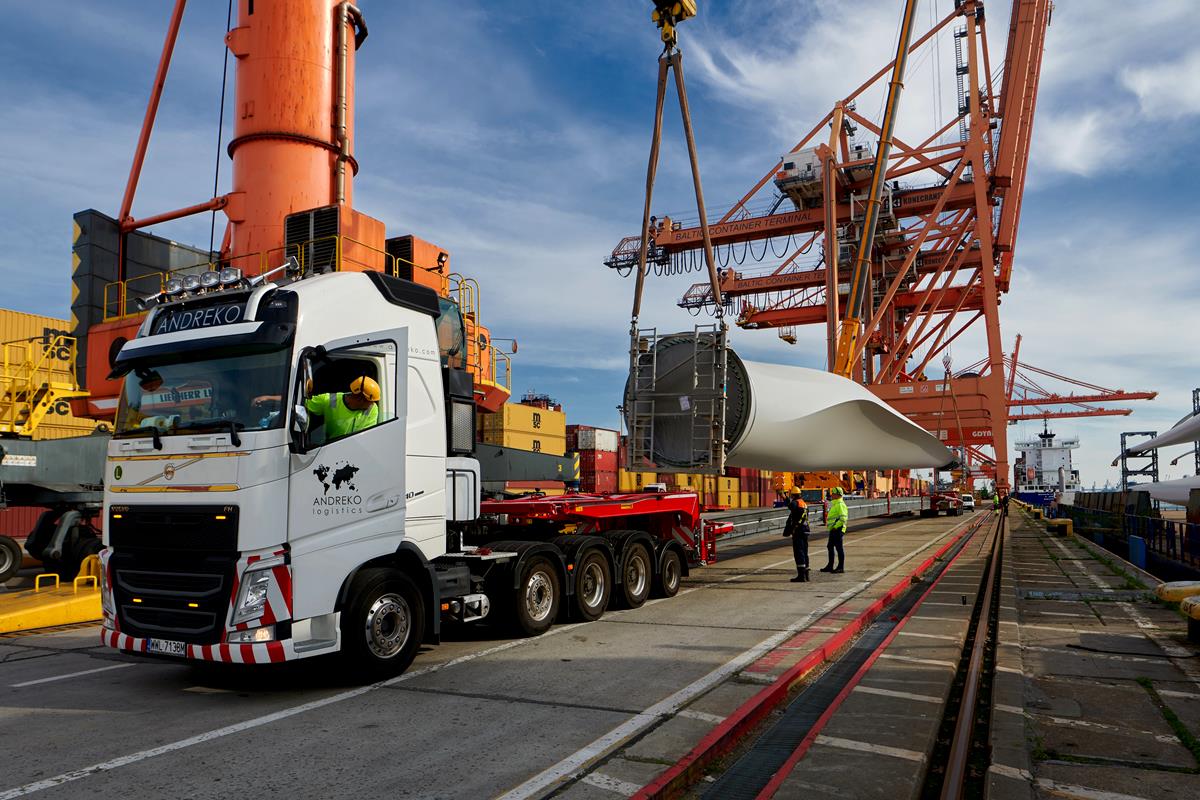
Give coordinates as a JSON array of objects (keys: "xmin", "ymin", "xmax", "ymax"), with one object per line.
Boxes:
[{"xmin": 114, "ymin": 348, "xmax": 291, "ymax": 437}]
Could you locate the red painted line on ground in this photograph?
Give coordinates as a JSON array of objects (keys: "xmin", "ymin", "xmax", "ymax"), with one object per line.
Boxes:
[
  {"xmin": 753, "ymin": 515, "xmax": 991, "ymax": 799},
  {"xmin": 631, "ymin": 513, "xmax": 986, "ymax": 800},
  {"xmin": 745, "ymin": 628, "xmax": 829, "ymax": 673}
]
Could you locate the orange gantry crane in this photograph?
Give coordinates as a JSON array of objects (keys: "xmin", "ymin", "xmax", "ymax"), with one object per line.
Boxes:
[{"xmin": 607, "ymin": 0, "xmax": 1055, "ymax": 491}]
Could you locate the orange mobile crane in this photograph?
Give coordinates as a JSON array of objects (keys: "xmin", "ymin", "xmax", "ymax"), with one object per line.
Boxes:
[
  {"xmin": 69, "ymin": 0, "xmax": 512, "ymax": 424},
  {"xmin": 608, "ymin": 0, "xmax": 1060, "ymax": 492}
]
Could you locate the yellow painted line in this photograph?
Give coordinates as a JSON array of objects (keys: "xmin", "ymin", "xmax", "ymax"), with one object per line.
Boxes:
[{"xmin": 109, "ymin": 451, "xmax": 250, "ymax": 462}]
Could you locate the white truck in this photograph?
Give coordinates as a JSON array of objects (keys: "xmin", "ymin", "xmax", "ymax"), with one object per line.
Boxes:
[{"xmin": 99, "ymin": 266, "xmax": 721, "ymax": 677}]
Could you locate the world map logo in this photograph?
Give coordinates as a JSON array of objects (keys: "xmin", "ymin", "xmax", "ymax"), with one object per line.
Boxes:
[{"xmin": 312, "ymin": 461, "xmax": 360, "ymax": 495}]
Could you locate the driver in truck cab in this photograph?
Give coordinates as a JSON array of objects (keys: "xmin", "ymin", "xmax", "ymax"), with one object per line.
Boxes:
[{"xmin": 304, "ymin": 375, "xmax": 381, "ymax": 439}]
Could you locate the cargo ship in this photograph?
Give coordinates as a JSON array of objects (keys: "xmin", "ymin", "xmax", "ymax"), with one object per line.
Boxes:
[{"xmin": 1013, "ymin": 422, "xmax": 1080, "ymax": 506}]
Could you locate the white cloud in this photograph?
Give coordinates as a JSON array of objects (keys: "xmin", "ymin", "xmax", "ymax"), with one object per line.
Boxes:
[
  {"xmin": 1031, "ymin": 110, "xmax": 1124, "ymax": 177},
  {"xmin": 1120, "ymin": 49, "xmax": 1200, "ymax": 120}
]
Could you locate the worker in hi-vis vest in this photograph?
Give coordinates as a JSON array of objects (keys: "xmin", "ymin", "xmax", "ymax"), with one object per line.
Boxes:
[
  {"xmin": 783, "ymin": 487, "xmax": 811, "ymax": 583},
  {"xmin": 820, "ymin": 486, "xmax": 849, "ymax": 574},
  {"xmin": 305, "ymin": 375, "xmax": 381, "ymax": 440}
]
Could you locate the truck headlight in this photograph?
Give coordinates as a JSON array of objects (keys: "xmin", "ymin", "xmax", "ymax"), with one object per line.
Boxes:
[
  {"xmin": 231, "ymin": 567, "xmax": 275, "ymax": 625},
  {"xmin": 100, "ymin": 569, "xmax": 116, "ymax": 626}
]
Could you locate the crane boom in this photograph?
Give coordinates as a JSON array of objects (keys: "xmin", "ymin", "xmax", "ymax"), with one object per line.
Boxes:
[{"xmin": 832, "ymin": 0, "xmax": 920, "ymax": 378}]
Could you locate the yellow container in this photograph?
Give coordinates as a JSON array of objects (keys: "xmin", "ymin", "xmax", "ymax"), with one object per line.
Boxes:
[
  {"xmin": 719, "ymin": 491, "xmax": 738, "ymax": 508},
  {"xmin": 480, "ymin": 429, "xmax": 566, "ymax": 456},
  {"xmin": 740, "ymin": 492, "xmax": 760, "ymax": 508},
  {"xmin": 479, "ymin": 403, "xmax": 566, "ymax": 439},
  {"xmin": 0, "ymin": 309, "xmax": 72, "ymax": 346},
  {"xmin": 619, "ymin": 471, "xmax": 658, "ymax": 492},
  {"xmin": 719, "ymin": 477, "xmax": 739, "ymax": 494}
]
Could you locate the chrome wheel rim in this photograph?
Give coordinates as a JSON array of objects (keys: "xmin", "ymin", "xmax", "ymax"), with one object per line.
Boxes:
[
  {"xmin": 580, "ymin": 560, "xmax": 605, "ymax": 609},
  {"xmin": 625, "ymin": 552, "xmax": 648, "ymax": 597},
  {"xmin": 525, "ymin": 570, "xmax": 554, "ymax": 622},
  {"xmin": 663, "ymin": 556, "xmax": 679, "ymax": 591},
  {"xmin": 0, "ymin": 546, "xmax": 12, "ymax": 577},
  {"xmin": 364, "ymin": 593, "xmax": 411, "ymax": 659}
]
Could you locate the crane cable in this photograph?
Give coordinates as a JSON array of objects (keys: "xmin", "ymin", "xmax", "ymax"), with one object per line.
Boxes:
[{"xmin": 208, "ymin": 0, "xmax": 234, "ymax": 256}]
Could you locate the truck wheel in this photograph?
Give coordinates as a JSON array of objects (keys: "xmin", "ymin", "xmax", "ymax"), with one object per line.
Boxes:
[
  {"xmin": 619, "ymin": 543, "xmax": 652, "ymax": 609},
  {"xmin": 341, "ymin": 568, "xmax": 425, "ymax": 679},
  {"xmin": 573, "ymin": 549, "xmax": 610, "ymax": 622},
  {"xmin": 0, "ymin": 536, "xmax": 21, "ymax": 583},
  {"xmin": 513, "ymin": 556, "xmax": 560, "ymax": 636},
  {"xmin": 655, "ymin": 548, "xmax": 683, "ymax": 598}
]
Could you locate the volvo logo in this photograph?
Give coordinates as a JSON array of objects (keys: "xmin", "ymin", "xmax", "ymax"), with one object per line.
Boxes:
[{"xmin": 163, "ymin": 464, "xmax": 176, "ymax": 480}]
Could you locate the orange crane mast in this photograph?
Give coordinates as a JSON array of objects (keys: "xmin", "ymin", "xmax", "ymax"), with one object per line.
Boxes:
[
  {"xmin": 607, "ymin": 0, "xmax": 1057, "ymax": 492},
  {"xmin": 71, "ymin": 0, "xmax": 512, "ymax": 420}
]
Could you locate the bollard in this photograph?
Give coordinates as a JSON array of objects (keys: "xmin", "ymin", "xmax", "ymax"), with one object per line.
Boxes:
[
  {"xmin": 1046, "ymin": 518, "xmax": 1073, "ymax": 537},
  {"xmin": 1127, "ymin": 535, "xmax": 1147, "ymax": 569}
]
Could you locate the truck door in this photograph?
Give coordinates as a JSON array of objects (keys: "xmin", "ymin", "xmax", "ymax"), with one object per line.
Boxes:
[{"xmin": 286, "ymin": 330, "xmax": 408, "ymax": 620}]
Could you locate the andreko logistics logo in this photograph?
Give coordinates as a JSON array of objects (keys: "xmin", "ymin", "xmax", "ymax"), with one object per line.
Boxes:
[{"xmin": 312, "ymin": 460, "xmax": 363, "ymax": 515}]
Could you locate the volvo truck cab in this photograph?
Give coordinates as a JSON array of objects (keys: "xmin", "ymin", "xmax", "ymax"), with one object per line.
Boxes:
[{"xmin": 100, "ymin": 267, "xmax": 483, "ymax": 675}]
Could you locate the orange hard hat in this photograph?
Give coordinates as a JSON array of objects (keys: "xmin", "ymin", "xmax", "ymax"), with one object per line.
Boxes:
[{"xmin": 349, "ymin": 375, "xmax": 381, "ymax": 402}]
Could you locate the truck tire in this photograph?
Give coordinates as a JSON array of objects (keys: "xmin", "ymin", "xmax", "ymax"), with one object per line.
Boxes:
[
  {"xmin": 618, "ymin": 543, "xmax": 652, "ymax": 609},
  {"xmin": 341, "ymin": 567, "xmax": 425, "ymax": 679},
  {"xmin": 513, "ymin": 556, "xmax": 561, "ymax": 636},
  {"xmin": 573, "ymin": 549, "xmax": 611, "ymax": 622},
  {"xmin": 0, "ymin": 536, "xmax": 21, "ymax": 583},
  {"xmin": 655, "ymin": 548, "xmax": 683, "ymax": 598}
]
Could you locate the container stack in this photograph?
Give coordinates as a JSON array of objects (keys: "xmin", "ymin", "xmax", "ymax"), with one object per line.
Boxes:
[
  {"xmin": 478, "ymin": 402, "xmax": 567, "ymax": 456},
  {"xmin": 569, "ymin": 425, "xmax": 620, "ymax": 493}
]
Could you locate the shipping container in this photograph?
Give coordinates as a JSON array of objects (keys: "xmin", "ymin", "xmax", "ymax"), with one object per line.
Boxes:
[
  {"xmin": 578, "ymin": 450, "xmax": 618, "ymax": 472},
  {"xmin": 739, "ymin": 492, "xmax": 760, "ymax": 508},
  {"xmin": 479, "ymin": 403, "xmax": 566, "ymax": 440},
  {"xmin": 479, "ymin": 430, "xmax": 567, "ymax": 456},
  {"xmin": 0, "ymin": 309, "xmax": 74, "ymax": 348},
  {"xmin": 579, "ymin": 472, "xmax": 618, "ymax": 493},
  {"xmin": 0, "ymin": 505, "xmax": 48, "ymax": 539},
  {"xmin": 567, "ymin": 425, "xmax": 619, "ymax": 453},
  {"xmin": 618, "ymin": 471, "xmax": 658, "ymax": 492}
]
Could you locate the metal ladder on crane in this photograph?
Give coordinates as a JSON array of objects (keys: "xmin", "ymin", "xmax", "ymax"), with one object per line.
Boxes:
[{"xmin": 0, "ymin": 336, "xmax": 89, "ymax": 437}]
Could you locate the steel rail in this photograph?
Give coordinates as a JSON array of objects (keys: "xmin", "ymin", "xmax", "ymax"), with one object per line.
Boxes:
[{"xmin": 938, "ymin": 506, "xmax": 1004, "ymax": 799}]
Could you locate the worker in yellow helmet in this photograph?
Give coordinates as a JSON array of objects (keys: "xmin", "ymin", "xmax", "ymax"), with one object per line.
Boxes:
[
  {"xmin": 819, "ymin": 486, "xmax": 849, "ymax": 574},
  {"xmin": 305, "ymin": 375, "xmax": 381, "ymax": 440}
]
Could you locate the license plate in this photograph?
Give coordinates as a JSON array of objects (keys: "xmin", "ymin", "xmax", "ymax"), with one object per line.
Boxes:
[{"xmin": 146, "ymin": 638, "xmax": 187, "ymax": 657}]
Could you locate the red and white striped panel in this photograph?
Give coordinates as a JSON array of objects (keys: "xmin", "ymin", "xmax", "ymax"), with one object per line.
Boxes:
[
  {"xmin": 228, "ymin": 547, "xmax": 293, "ymax": 632},
  {"xmin": 100, "ymin": 626, "xmax": 290, "ymax": 663}
]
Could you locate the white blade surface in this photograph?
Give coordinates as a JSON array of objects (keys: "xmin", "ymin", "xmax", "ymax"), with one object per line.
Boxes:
[
  {"xmin": 1126, "ymin": 414, "xmax": 1200, "ymax": 453},
  {"xmin": 727, "ymin": 361, "xmax": 955, "ymax": 471}
]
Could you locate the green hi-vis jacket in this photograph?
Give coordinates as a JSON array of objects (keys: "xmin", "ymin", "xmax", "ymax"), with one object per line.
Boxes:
[
  {"xmin": 305, "ymin": 392, "xmax": 379, "ymax": 439},
  {"xmin": 827, "ymin": 497, "xmax": 849, "ymax": 531}
]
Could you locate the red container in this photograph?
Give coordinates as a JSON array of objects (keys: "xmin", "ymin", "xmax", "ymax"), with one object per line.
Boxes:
[
  {"xmin": 578, "ymin": 450, "xmax": 618, "ymax": 472},
  {"xmin": 580, "ymin": 471, "xmax": 618, "ymax": 493},
  {"xmin": 0, "ymin": 506, "xmax": 48, "ymax": 540}
]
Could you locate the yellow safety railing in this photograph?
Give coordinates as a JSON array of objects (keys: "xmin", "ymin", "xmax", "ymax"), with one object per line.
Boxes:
[{"xmin": 0, "ymin": 335, "xmax": 89, "ymax": 436}]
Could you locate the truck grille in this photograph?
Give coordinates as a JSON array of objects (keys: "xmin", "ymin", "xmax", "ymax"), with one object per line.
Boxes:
[{"xmin": 108, "ymin": 505, "xmax": 239, "ymax": 645}]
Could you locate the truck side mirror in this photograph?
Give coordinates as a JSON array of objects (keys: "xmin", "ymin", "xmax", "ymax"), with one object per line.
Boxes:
[{"xmin": 290, "ymin": 405, "xmax": 310, "ymax": 453}]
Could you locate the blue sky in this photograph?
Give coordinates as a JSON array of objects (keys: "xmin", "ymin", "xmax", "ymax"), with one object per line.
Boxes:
[{"xmin": 2, "ymin": 1, "xmax": 1197, "ymax": 487}]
